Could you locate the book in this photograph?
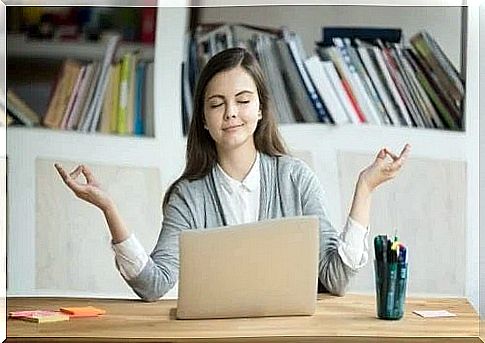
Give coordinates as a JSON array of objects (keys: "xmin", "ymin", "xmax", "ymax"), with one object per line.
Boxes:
[
  {"xmin": 318, "ymin": 46, "xmax": 366, "ymax": 123},
  {"xmin": 371, "ymin": 46, "xmax": 412, "ymax": 126},
  {"xmin": 144, "ymin": 61, "xmax": 155, "ymax": 137},
  {"xmin": 110, "ymin": 62, "xmax": 121, "ymax": 133},
  {"xmin": 333, "ymin": 38, "xmax": 382, "ymax": 125},
  {"xmin": 343, "ymin": 38, "xmax": 390, "ymax": 125},
  {"xmin": 283, "ymin": 28, "xmax": 330, "ymax": 123},
  {"xmin": 304, "ymin": 55, "xmax": 349, "ymax": 125},
  {"xmin": 117, "ymin": 52, "xmax": 132, "ymax": 134},
  {"xmin": 410, "ymin": 31, "xmax": 464, "ymax": 109},
  {"xmin": 60, "ymin": 65, "xmax": 87, "ymax": 129},
  {"xmin": 43, "ymin": 59, "xmax": 83, "ymax": 128},
  {"xmin": 355, "ymin": 40, "xmax": 402, "ymax": 126},
  {"xmin": 404, "ymin": 48, "xmax": 459, "ymax": 130},
  {"xmin": 85, "ymin": 35, "xmax": 121, "ymax": 133},
  {"xmin": 133, "ymin": 61, "xmax": 146, "ymax": 135},
  {"xmin": 321, "ymin": 61, "xmax": 361, "ymax": 124},
  {"xmin": 388, "ymin": 45, "xmax": 431, "ymax": 128},
  {"xmin": 99, "ymin": 64, "xmax": 117, "ymax": 133},
  {"xmin": 126, "ymin": 51, "xmax": 140, "ymax": 134},
  {"xmin": 407, "ymin": 45, "xmax": 461, "ymax": 128},
  {"xmin": 9, "ymin": 310, "xmax": 70, "ymax": 323},
  {"xmin": 320, "ymin": 27, "xmax": 402, "ymax": 46},
  {"xmin": 276, "ymin": 38, "xmax": 315, "ymax": 122},
  {"xmin": 74, "ymin": 62, "xmax": 101, "ymax": 130},
  {"xmin": 377, "ymin": 40, "xmax": 421, "ymax": 127},
  {"xmin": 394, "ymin": 44, "xmax": 444, "ymax": 129},
  {"xmin": 252, "ymin": 33, "xmax": 296, "ymax": 123},
  {"xmin": 6, "ymin": 89, "xmax": 41, "ymax": 126}
]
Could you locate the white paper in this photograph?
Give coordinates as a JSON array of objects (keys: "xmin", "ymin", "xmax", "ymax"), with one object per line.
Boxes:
[{"xmin": 412, "ymin": 310, "xmax": 457, "ymax": 318}]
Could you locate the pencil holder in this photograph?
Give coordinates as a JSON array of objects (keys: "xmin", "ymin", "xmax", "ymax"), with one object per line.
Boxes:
[{"xmin": 374, "ymin": 260, "xmax": 408, "ymax": 320}]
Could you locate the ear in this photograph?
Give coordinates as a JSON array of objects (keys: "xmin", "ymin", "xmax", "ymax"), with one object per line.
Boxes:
[{"xmin": 258, "ymin": 109, "xmax": 262, "ymax": 120}]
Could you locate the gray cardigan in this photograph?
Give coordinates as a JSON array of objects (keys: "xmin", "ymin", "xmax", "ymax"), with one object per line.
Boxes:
[{"xmin": 126, "ymin": 153, "xmax": 357, "ymax": 301}]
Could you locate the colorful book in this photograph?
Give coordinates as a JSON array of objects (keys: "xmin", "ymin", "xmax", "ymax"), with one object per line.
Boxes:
[
  {"xmin": 133, "ymin": 61, "xmax": 146, "ymax": 135},
  {"xmin": 355, "ymin": 40, "xmax": 401, "ymax": 126},
  {"xmin": 66, "ymin": 63, "xmax": 95, "ymax": 130},
  {"xmin": 110, "ymin": 62, "xmax": 121, "ymax": 133},
  {"xmin": 117, "ymin": 52, "xmax": 132, "ymax": 134},
  {"xmin": 304, "ymin": 55, "xmax": 349, "ymax": 125},
  {"xmin": 6, "ymin": 89, "xmax": 41, "ymax": 126},
  {"xmin": 43, "ymin": 59, "xmax": 83, "ymax": 129},
  {"xmin": 60, "ymin": 65, "xmax": 87, "ymax": 130},
  {"xmin": 144, "ymin": 61, "xmax": 155, "ymax": 137},
  {"xmin": 321, "ymin": 61, "xmax": 361, "ymax": 124},
  {"xmin": 99, "ymin": 63, "xmax": 117, "ymax": 133}
]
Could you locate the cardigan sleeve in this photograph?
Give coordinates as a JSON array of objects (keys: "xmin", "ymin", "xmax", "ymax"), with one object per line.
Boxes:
[
  {"xmin": 122, "ymin": 184, "xmax": 193, "ymax": 302},
  {"xmin": 292, "ymin": 160, "xmax": 368, "ymax": 296}
]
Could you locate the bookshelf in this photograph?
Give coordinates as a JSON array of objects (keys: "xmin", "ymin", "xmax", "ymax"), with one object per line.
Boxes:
[
  {"xmin": 7, "ymin": 34, "xmax": 155, "ymax": 60},
  {"xmin": 5, "ymin": 4, "xmax": 480, "ymax": 313}
]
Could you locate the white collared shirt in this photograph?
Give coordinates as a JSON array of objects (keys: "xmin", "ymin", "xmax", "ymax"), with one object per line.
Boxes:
[
  {"xmin": 215, "ymin": 152, "xmax": 260, "ymax": 225},
  {"xmin": 112, "ymin": 152, "xmax": 369, "ymax": 279}
]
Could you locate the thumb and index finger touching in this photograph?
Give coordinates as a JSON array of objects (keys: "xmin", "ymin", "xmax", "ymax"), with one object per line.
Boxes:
[{"xmin": 375, "ymin": 144, "xmax": 411, "ymax": 168}]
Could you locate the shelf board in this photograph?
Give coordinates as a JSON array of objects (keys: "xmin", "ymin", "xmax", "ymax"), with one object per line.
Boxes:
[
  {"xmin": 7, "ymin": 34, "xmax": 155, "ymax": 60},
  {"xmin": 278, "ymin": 123, "xmax": 469, "ymax": 161},
  {"xmin": 6, "ymin": 126, "xmax": 161, "ymax": 167}
]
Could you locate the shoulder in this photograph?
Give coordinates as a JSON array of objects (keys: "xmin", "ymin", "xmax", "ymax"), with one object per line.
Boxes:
[
  {"xmin": 261, "ymin": 153, "xmax": 315, "ymax": 180},
  {"xmin": 164, "ymin": 174, "xmax": 211, "ymax": 211}
]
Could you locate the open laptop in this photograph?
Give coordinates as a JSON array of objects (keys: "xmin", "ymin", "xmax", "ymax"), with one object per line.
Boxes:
[{"xmin": 176, "ymin": 216, "xmax": 319, "ymax": 319}]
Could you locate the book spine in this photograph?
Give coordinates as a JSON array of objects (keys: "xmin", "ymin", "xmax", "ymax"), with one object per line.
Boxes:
[
  {"xmin": 285, "ymin": 31, "xmax": 328, "ymax": 123},
  {"xmin": 322, "ymin": 61, "xmax": 361, "ymax": 124},
  {"xmin": 117, "ymin": 53, "xmax": 131, "ymax": 134}
]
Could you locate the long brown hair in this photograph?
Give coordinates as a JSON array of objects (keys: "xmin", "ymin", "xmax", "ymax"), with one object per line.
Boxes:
[{"xmin": 163, "ymin": 47, "xmax": 287, "ymax": 209}]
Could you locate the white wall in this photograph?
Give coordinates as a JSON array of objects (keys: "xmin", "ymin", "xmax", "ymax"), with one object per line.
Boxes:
[{"xmin": 197, "ymin": 6, "xmax": 463, "ymax": 71}]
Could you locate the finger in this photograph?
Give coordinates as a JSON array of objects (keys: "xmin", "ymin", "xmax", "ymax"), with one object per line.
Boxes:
[
  {"xmin": 81, "ymin": 165, "xmax": 96, "ymax": 184},
  {"xmin": 384, "ymin": 148, "xmax": 399, "ymax": 161},
  {"xmin": 399, "ymin": 144, "xmax": 411, "ymax": 159},
  {"xmin": 54, "ymin": 164, "xmax": 70, "ymax": 183},
  {"xmin": 69, "ymin": 165, "xmax": 83, "ymax": 179},
  {"xmin": 375, "ymin": 148, "xmax": 387, "ymax": 161}
]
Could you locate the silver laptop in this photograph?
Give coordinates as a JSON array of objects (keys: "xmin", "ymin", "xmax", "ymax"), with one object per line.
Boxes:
[{"xmin": 176, "ymin": 216, "xmax": 319, "ymax": 319}]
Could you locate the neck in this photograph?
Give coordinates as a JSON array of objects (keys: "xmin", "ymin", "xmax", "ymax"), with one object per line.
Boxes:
[{"xmin": 217, "ymin": 143, "xmax": 258, "ymax": 182}]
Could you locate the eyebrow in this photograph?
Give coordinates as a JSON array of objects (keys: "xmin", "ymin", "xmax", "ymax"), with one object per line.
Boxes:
[{"xmin": 206, "ymin": 90, "xmax": 254, "ymax": 101}]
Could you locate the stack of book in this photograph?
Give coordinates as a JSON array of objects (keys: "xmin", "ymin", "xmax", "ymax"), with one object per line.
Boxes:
[
  {"xmin": 181, "ymin": 24, "xmax": 465, "ymax": 133},
  {"xmin": 38, "ymin": 34, "xmax": 154, "ymax": 137}
]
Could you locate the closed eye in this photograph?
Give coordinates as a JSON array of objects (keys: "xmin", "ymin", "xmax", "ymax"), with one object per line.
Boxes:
[{"xmin": 210, "ymin": 103, "xmax": 224, "ymax": 108}]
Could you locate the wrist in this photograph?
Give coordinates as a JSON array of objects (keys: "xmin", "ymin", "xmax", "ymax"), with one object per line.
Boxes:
[
  {"xmin": 102, "ymin": 200, "xmax": 117, "ymax": 216},
  {"xmin": 356, "ymin": 174, "xmax": 373, "ymax": 197}
]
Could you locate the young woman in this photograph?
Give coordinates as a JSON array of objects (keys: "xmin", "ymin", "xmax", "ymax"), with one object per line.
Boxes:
[{"xmin": 55, "ymin": 47, "xmax": 410, "ymax": 302}]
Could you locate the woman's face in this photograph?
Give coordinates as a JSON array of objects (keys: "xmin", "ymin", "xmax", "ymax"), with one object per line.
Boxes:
[{"xmin": 203, "ymin": 66, "xmax": 262, "ymax": 153}]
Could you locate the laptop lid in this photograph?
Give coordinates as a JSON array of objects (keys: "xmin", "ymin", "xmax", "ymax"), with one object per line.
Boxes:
[{"xmin": 177, "ymin": 216, "xmax": 319, "ymax": 319}]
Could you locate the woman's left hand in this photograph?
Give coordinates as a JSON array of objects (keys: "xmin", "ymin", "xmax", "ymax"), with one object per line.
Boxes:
[{"xmin": 358, "ymin": 144, "xmax": 411, "ymax": 193}]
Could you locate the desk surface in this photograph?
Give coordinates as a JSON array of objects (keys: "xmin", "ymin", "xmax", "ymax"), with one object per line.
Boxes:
[{"xmin": 6, "ymin": 294, "xmax": 481, "ymax": 343}]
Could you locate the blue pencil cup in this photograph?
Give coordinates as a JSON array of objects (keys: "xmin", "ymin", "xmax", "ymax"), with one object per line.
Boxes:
[{"xmin": 374, "ymin": 260, "xmax": 408, "ymax": 320}]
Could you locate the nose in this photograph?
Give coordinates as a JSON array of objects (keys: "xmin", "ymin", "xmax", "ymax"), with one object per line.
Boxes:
[{"xmin": 224, "ymin": 102, "xmax": 238, "ymax": 120}]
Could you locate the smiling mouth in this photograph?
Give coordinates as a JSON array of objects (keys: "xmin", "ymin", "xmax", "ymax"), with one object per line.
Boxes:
[{"xmin": 223, "ymin": 124, "xmax": 244, "ymax": 131}]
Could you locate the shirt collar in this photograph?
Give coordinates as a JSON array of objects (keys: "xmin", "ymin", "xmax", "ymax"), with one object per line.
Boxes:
[{"xmin": 216, "ymin": 152, "xmax": 260, "ymax": 193}]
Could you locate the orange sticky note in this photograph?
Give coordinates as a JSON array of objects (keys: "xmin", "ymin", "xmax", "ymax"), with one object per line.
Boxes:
[{"xmin": 59, "ymin": 306, "xmax": 106, "ymax": 317}]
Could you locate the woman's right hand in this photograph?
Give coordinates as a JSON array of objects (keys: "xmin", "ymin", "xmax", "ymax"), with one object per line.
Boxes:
[{"xmin": 54, "ymin": 163, "xmax": 114, "ymax": 212}]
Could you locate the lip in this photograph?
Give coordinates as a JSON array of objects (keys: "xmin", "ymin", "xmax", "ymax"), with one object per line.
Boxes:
[{"xmin": 222, "ymin": 124, "xmax": 244, "ymax": 131}]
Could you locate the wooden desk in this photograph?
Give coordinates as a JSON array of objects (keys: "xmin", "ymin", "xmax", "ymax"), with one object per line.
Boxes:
[{"xmin": 6, "ymin": 294, "xmax": 481, "ymax": 342}]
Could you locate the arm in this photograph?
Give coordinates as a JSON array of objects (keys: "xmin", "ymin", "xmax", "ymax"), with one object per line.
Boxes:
[
  {"xmin": 349, "ymin": 144, "xmax": 411, "ymax": 228},
  {"xmin": 298, "ymin": 144, "xmax": 410, "ymax": 296},
  {"xmin": 54, "ymin": 163, "xmax": 190, "ymax": 301}
]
